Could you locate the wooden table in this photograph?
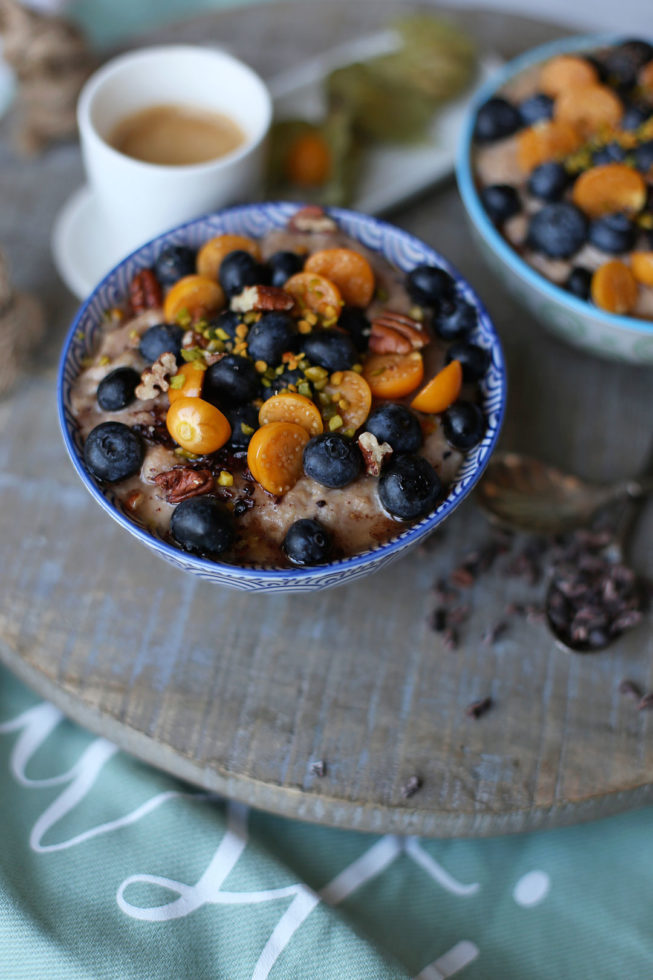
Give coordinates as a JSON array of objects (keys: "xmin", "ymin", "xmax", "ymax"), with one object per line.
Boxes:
[{"xmin": 1, "ymin": 3, "xmax": 652, "ymax": 836}]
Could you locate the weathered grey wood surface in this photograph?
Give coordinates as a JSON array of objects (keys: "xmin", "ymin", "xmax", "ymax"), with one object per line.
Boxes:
[{"xmin": 1, "ymin": 3, "xmax": 653, "ymax": 836}]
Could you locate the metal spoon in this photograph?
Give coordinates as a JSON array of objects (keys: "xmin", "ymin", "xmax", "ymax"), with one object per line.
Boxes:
[{"xmin": 476, "ymin": 452, "xmax": 653, "ymax": 535}]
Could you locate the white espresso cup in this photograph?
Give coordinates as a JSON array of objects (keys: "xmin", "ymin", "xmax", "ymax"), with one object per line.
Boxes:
[{"xmin": 77, "ymin": 45, "xmax": 272, "ymax": 255}]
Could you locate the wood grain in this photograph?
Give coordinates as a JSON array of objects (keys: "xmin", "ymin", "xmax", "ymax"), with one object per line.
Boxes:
[{"xmin": 1, "ymin": 3, "xmax": 653, "ymax": 836}]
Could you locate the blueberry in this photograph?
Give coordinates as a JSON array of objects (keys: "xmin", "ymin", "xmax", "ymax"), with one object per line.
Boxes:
[
  {"xmin": 528, "ymin": 162, "xmax": 570, "ymax": 202},
  {"xmin": 588, "ymin": 213, "xmax": 636, "ymax": 253},
  {"xmin": 565, "ymin": 266, "xmax": 593, "ymax": 300},
  {"xmin": 519, "ymin": 92, "xmax": 554, "ymax": 126},
  {"xmin": 219, "ymin": 250, "xmax": 263, "ymax": 297},
  {"xmin": 246, "ymin": 312, "xmax": 296, "ymax": 366},
  {"xmin": 301, "ymin": 329, "xmax": 356, "ymax": 372},
  {"xmin": 445, "ymin": 342, "xmax": 490, "ymax": 382},
  {"xmin": 592, "ymin": 141, "xmax": 627, "ymax": 166},
  {"xmin": 139, "ymin": 323, "xmax": 184, "ymax": 363},
  {"xmin": 442, "ymin": 402, "xmax": 485, "ymax": 449},
  {"xmin": 431, "ymin": 296, "xmax": 477, "ymax": 341},
  {"xmin": 267, "ymin": 250, "xmax": 304, "ymax": 288},
  {"xmin": 406, "ymin": 265, "xmax": 456, "ymax": 307},
  {"xmin": 365, "ymin": 403, "xmax": 422, "ymax": 453},
  {"xmin": 338, "ymin": 306, "xmax": 370, "ymax": 352},
  {"xmin": 473, "ymin": 96, "xmax": 521, "ymax": 143},
  {"xmin": 207, "ymin": 310, "xmax": 241, "ymax": 341},
  {"xmin": 154, "ymin": 244, "xmax": 195, "ymax": 285},
  {"xmin": 303, "ymin": 433, "xmax": 362, "ymax": 488},
  {"xmin": 262, "ymin": 368, "xmax": 311, "ymax": 400},
  {"xmin": 170, "ymin": 496, "xmax": 234, "ymax": 558},
  {"xmin": 96, "ymin": 366, "xmax": 141, "ymax": 411},
  {"xmin": 621, "ymin": 103, "xmax": 651, "ymax": 130},
  {"xmin": 283, "ymin": 518, "xmax": 332, "ymax": 566},
  {"xmin": 605, "ymin": 40, "xmax": 653, "ymax": 88},
  {"xmin": 634, "ymin": 140, "xmax": 653, "ymax": 174},
  {"xmin": 378, "ymin": 455, "xmax": 441, "ymax": 521},
  {"xmin": 83, "ymin": 421, "xmax": 144, "ymax": 483},
  {"xmin": 204, "ymin": 354, "xmax": 260, "ymax": 407},
  {"xmin": 480, "ymin": 184, "xmax": 521, "ymax": 223},
  {"xmin": 226, "ymin": 404, "xmax": 259, "ymax": 451},
  {"xmin": 527, "ymin": 203, "xmax": 587, "ymax": 258}
]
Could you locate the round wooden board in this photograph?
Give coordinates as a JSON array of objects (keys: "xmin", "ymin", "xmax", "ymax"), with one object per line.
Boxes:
[{"xmin": 2, "ymin": 2, "xmax": 653, "ymax": 837}]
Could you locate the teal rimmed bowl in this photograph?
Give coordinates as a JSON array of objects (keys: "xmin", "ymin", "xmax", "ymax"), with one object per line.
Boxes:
[{"xmin": 456, "ymin": 33, "xmax": 653, "ymax": 365}]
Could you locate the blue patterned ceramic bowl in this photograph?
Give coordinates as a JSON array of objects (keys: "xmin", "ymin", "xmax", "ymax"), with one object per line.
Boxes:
[
  {"xmin": 58, "ymin": 202, "xmax": 505, "ymax": 592},
  {"xmin": 456, "ymin": 34, "xmax": 653, "ymax": 364}
]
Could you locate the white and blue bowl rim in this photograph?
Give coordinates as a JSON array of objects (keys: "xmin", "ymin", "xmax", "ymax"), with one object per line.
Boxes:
[
  {"xmin": 456, "ymin": 32, "xmax": 653, "ymax": 339},
  {"xmin": 58, "ymin": 202, "xmax": 506, "ymax": 588}
]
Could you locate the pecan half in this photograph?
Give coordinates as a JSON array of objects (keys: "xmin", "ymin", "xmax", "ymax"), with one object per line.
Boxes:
[
  {"xmin": 231, "ymin": 285, "xmax": 295, "ymax": 313},
  {"xmin": 287, "ymin": 205, "xmax": 337, "ymax": 234},
  {"xmin": 135, "ymin": 351, "xmax": 177, "ymax": 400},
  {"xmin": 129, "ymin": 268, "xmax": 162, "ymax": 314},
  {"xmin": 154, "ymin": 466, "xmax": 214, "ymax": 503},
  {"xmin": 369, "ymin": 310, "xmax": 428, "ymax": 354},
  {"xmin": 182, "ymin": 329, "xmax": 208, "ymax": 349},
  {"xmin": 357, "ymin": 431, "xmax": 393, "ymax": 476}
]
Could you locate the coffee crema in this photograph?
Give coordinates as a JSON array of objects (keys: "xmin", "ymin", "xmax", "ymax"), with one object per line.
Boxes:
[{"xmin": 108, "ymin": 103, "xmax": 245, "ymax": 166}]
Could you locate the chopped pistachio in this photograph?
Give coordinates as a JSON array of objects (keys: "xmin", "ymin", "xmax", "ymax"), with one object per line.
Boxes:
[
  {"xmin": 305, "ymin": 365, "xmax": 328, "ymax": 381},
  {"xmin": 409, "ymin": 305, "xmax": 424, "ymax": 321},
  {"xmin": 343, "ymin": 427, "xmax": 356, "ymax": 438},
  {"xmin": 236, "ymin": 323, "xmax": 249, "ymax": 338},
  {"xmin": 181, "ymin": 347, "xmax": 206, "ymax": 363},
  {"xmin": 352, "ymin": 363, "xmax": 363, "ymax": 373},
  {"xmin": 176, "ymin": 308, "xmax": 192, "ymax": 328},
  {"xmin": 169, "ymin": 374, "xmax": 185, "ymax": 390},
  {"xmin": 98, "ymin": 355, "xmax": 111, "ymax": 366},
  {"xmin": 313, "ymin": 378, "xmax": 328, "ymax": 391},
  {"xmin": 328, "ymin": 414, "xmax": 343, "ymax": 430},
  {"xmin": 128, "ymin": 329, "xmax": 139, "ymax": 341},
  {"xmin": 240, "ymin": 422, "xmax": 255, "ymax": 435},
  {"xmin": 216, "ymin": 327, "xmax": 230, "ymax": 341},
  {"xmin": 297, "ymin": 381, "xmax": 312, "ymax": 397},
  {"xmin": 218, "ymin": 470, "xmax": 234, "ymax": 487},
  {"xmin": 330, "ymin": 371, "xmax": 344, "ymax": 386},
  {"xmin": 254, "ymin": 359, "xmax": 268, "ymax": 373}
]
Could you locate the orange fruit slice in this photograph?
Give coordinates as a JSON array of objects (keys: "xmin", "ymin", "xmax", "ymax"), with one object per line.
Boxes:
[
  {"xmin": 304, "ymin": 248, "xmax": 375, "ymax": 307},
  {"xmin": 410, "ymin": 360, "xmax": 463, "ymax": 414},
  {"xmin": 168, "ymin": 361, "xmax": 206, "ymax": 404},
  {"xmin": 517, "ymin": 120, "xmax": 581, "ymax": 173},
  {"xmin": 258, "ymin": 392, "xmax": 323, "ymax": 436},
  {"xmin": 247, "ymin": 421, "xmax": 310, "ymax": 495},
  {"xmin": 539, "ymin": 54, "xmax": 598, "ymax": 97},
  {"xmin": 362, "ymin": 351, "xmax": 424, "ymax": 400},
  {"xmin": 572, "ymin": 163, "xmax": 647, "ymax": 217},
  {"xmin": 323, "ymin": 370, "xmax": 372, "ymax": 431},
  {"xmin": 630, "ymin": 251, "xmax": 653, "ymax": 286},
  {"xmin": 283, "ymin": 271, "xmax": 343, "ymax": 318},
  {"xmin": 166, "ymin": 397, "xmax": 231, "ymax": 454},
  {"xmin": 164, "ymin": 275, "xmax": 225, "ymax": 323},
  {"xmin": 196, "ymin": 234, "xmax": 261, "ymax": 281},
  {"xmin": 286, "ymin": 131, "xmax": 332, "ymax": 186},
  {"xmin": 639, "ymin": 61, "xmax": 653, "ymax": 93},
  {"xmin": 554, "ymin": 84, "xmax": 623, "ymax": 136},
  {"xmin": 591, "ymin": 260, "xmax": 638, "ymax": 314}
]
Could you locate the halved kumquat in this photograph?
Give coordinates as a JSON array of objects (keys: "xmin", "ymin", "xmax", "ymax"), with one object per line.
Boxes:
[
  {"xmin": 247, "ymin": 421, "xmax": 310, "ymax": 495},
  {"xmin": 517, "ymin": 119, "xmax": 581, "ymax": 173},
  {"xmin": 166, "ymin": 397, "xmax": 231, "ymax": 454},
  {"xmin": 591, "ymin": 260, "xmax": 638, "ymax": 314},
  {"xmin": 304, "ymin": 248, "xmax": 375, "ymax": 307},
  {"xmin": 196, "ymin": 234, "xmax": 261, "ymax": 281},
  {"xmin": 630, "ymin": 251, "xmax": 653, "ymax": 287},
  {"xmin": 168, "ymin": 361, "xmax": 206, "ymax": 404},
  {"xmin": 410, "ymin": 359, "xmax": 462, "ymax": 414},
  {"xmin": 283, "ymin": 272, "xmax": 343, "ymax": 318},
  {"xmin": 572, "ymin": 163, "xmax": 647, "ymax": 218},
  {"xmin": 163, "ymin": 275, "xmax": 225, "ymax": 323},
  {"xmin": 554, "ymin": 83, "xmax": 623, "ymax": 136},
  {"xmin": 362, "ymin": 350, "xmax": 424, "ymax": 400},
  {"xmin": 539, "ymin": 54, "xmax": 598, "ymax": 97},
  {"xmin": 258, "ymin": 392, "xmax": 323, "ymax": 436}
]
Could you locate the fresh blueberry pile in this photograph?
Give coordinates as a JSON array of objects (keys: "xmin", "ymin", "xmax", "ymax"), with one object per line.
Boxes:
[
  {"xmin": 79, "ymin": 212, "xmax": 490, "ymax": 568},
  {"xmin": 473, "ymin": 38, "xmax": 653, "ymax": 317}
]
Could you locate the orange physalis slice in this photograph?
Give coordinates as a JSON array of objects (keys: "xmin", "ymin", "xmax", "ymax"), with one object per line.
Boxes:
[
  {"xmin": 166, "ymin": 397, "xmax": 231, "ymax": 454},
  {"xmin": 304, "ymin": 248, "xmax": 375, "ymax": 307},
  {"xmin": 362, "ymin": 351, "xmax": 424, "ymax": 400},
  {"xmin": 196, "ymin": 234, "xmax": 261, "ymax": 281},
  {"xmin": 630, "ymin": 251, "xmax": 653, "ymax": 287},
  {"xmin": 286, "ymin": 131, "xmax": 332, "ymax": 186},
  {"xmin": 410, "ymin": 360, "xmax": 463, "ymax": 414},
  {"xmin": 163, "ymin": 275, "xmax": 225, "ymax": 323},
  {"xmin": 258, "ymin": 392, "xmax": 323, "ymax": 436},
  {"xmin": 247, "ymin": 421, "xmax": 310, "ymax": 495},
  {"xmin": 591, "ymin": 260, "xmax": 638, "ymax": 314},
  {"xmin": 554, "ymin": 84, "xmax": 623, "ymax": 136},
  {"xmin": 168, "ymin": 361, "xmax": 206, "ymax": 404},
  {"xmin": 283, "ymin": 271, "xmax": 343, "ymax": 319},
  {"xmin": 539, "ymin": 54, "xmax": 598, "ymax": 97},
  {"xmin": 323, "ymin": 370, "xmax": 372, "ymax": 432},
  {"xmin": 517, "ymin": 120, "xmax": 581, "ymax": 173},
  {"xmin": 572, "ymin": 163, "xmax": 647, "ymax": 218}
]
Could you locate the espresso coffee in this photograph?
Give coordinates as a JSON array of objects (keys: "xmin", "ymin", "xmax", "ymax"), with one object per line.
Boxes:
[{"xmin": 109, "ymin": 104, "xmax": 245, "ymax": 166}]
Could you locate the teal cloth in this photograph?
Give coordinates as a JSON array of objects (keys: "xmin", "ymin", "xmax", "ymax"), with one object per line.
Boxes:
[{"xmin": 2, "ymin": 662, "xmax": 653, "ymax": 979}]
